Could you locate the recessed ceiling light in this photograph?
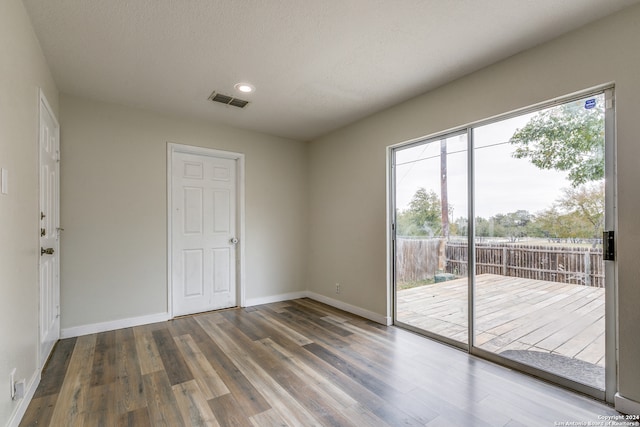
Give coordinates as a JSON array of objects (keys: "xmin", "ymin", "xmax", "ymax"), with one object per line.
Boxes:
[{"xmin": 234, "ymin": 83, "xmax": 255, "ymax": 93}]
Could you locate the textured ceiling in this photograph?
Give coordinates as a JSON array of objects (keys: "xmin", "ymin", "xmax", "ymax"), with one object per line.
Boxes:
[{"xmin": 24, "ymin": 0, "xmax": 639, "ymax": 141}]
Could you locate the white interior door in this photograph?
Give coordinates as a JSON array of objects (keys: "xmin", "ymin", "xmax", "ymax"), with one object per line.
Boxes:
[
  {"xmin": 39, "ymin": 92, "xmax": 60, "ymax": 367},
  {"xmin": 171, "ymin": 150, "xmax": 238, "ymax": 316}
]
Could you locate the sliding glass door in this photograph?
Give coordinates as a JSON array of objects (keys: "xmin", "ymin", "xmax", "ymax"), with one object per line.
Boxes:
[
  {"xmin": 392, "ymin": 89, "xmax": 614, "ymax": 400},
  {"xmin": 473, "ymin": 94, "xmax": 607, "ymax": 392},
  {"xmin": 393, "ymin": 132, "xmax": 468, "ymax": 346}
]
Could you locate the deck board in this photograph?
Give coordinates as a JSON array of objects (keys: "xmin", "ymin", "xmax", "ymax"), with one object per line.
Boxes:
[{"xmin": 397, "ymin": 273, "xmax": 606, "ymax": 366}]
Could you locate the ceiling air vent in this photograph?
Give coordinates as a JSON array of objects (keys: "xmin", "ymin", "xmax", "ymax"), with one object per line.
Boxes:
[{"xmin": 208, "ymin": 91, "xmax": 250, "ymax": 109}]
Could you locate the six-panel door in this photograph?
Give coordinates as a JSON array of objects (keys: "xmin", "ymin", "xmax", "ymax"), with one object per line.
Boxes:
[{"xmin": 172, "ymin": 152, "xmax": 237, "ymax": 316}]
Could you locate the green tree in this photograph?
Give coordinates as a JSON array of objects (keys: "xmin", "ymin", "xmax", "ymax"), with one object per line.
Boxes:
[
  {"xmin": 397, "ymin": 188, "xmax": 442, "ymax": 237},
  {"xmin": 474, "ymin": 210, "xmax": 534, "ymax": 241},
  {"xmin": 474, "ymin": 216, "xmax": 492, "ymax": 238},
  {"xmin": 510, "ymin": 100, "xmax": 604, "ymax": 187},
  {"xmin": 451, "ymin": 216, "xmax": 467, "ymax": 237},
  {"xmin": 557, "ymin": 182, "xmax": 604, "ymax": 239},
  {"xmin": 496, "ymin": 210, "xmax": 534, "ymax": 242},
  {"xmin": 532, "ymin": 182, "xmax": 604, "ymax": 240},
  {"xmin": 533, "ymin": 207, "xmax": 590, "ymax": 240}
]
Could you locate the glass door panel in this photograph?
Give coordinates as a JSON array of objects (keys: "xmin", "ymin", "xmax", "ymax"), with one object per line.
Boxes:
[
  {"xmin": 394, "ymin": 133, "xmax": 468, "ymax": 345},
  {"xmin": 472, "ymin": 94, "xmax": 606, "ymax": 390}
]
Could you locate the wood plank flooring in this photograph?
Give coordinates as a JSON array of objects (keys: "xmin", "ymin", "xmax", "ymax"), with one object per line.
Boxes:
[{"xmin": 21, "ymin": 298, "xmax": 618, "ymax": 426}]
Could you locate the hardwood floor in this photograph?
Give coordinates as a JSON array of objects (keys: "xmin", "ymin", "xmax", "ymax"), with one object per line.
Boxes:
[{"xmin": 21, "ymin": 298, "xmax": 618, "ymax": 426}]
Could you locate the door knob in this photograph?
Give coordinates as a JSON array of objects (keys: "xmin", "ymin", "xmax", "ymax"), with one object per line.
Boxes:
[
  {"xmin": 230, "ymin": 237, "xmax": 239, "ymax": 244},
  {"xmin": 41, "ymin": 247, "xmax": 55, "ymax": 256}
]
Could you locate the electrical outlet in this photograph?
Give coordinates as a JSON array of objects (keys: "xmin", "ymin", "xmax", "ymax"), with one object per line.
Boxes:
[
  {"xmin": 335, "ymin": 283, "xmax": 341, "ymax": 294},
  {"xmin": 9, "ymin": 368, "xmax": 15, "ymax": 399}
]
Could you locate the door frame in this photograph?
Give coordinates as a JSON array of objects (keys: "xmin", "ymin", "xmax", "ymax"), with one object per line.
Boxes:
[
  {"xmin": 38, "ymin": 89, "xmax": 60, "ymax": 368},
  {"xmin": 388, "ymin": 85, "xmax": 617, "ymax": 402},
  {"xmin": 166, "ymin": 142, "xmax": 246, "ymax": 318},
  {"xmin": 603, "ymin": 87, "xmax": 617, "ymax": 404}
]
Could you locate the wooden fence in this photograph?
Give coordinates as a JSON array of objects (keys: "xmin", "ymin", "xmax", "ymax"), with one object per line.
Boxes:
[
  {"xmin": 396, "ymin": 238, "xmax": 605, "ymax": 288},
  {"xmin": 395, "ymin": 238, "xmax": 443, "ymax": 283}
]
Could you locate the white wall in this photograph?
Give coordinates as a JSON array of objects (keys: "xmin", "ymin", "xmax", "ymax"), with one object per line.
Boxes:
[
  {"xmin": 59, "ymin": 95, "xmax": 308, "ymax": 329},
  {"xmin": 0, "ymin": 0, "xmax": 59, "ymax": 424},
  {"xmin": 307, "ymin": 4, "xmax": 640, "ymax": 408}
]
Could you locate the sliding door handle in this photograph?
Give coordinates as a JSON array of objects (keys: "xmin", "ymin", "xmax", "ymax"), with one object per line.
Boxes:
[{"xmin": 603, "ymin": 231, "xmax": 615, "ymax": 261}]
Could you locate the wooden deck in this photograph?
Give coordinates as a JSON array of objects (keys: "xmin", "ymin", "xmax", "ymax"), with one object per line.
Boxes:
[{"xmin": 397, "ymin": 274, "xmax": 605, "ymax": 366}]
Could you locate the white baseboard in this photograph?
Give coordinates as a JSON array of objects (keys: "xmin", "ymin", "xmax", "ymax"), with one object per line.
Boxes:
[
  {"xmin": 245, "ymin": 290, "xmax": 391, "ymax": 325},
  {"xmin": 305, "ymin": 291, "xmax": 392, "ymax": 325},
  {"xmin": 58, "ymin": 292, "xmax": 391, "ymax": 338},
  {"xmin": 60, "ymin": 312, "xmax": 171, "ymax": 338},
  {"xmin": 12, "ymin": 292, "xmax": 386, "ymax": 426},
  {"xmin": 615, "ymin": 393, "xmax": 640, "ymax": 415},
  {"xmin": 7, "ymin": 369, "xmax": 40, "ymax": 427},
  {"xmin": 244, "ymin": 291, "xmax": 308, "ymax": 307}
]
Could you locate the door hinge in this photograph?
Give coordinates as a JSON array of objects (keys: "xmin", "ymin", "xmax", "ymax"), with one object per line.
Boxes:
[{"xmin": 603, "ymin": 231, "xmax": 615, "ymax": 261}]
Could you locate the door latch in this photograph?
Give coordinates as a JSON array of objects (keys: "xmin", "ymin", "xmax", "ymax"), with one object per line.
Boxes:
[
  {"xmin": 603, "ymin": 231, "xmax": 615, "ymax": 261},
  {"xmin": 41, "ymin": 247, "xmax": 55, "ymax": 256}
]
